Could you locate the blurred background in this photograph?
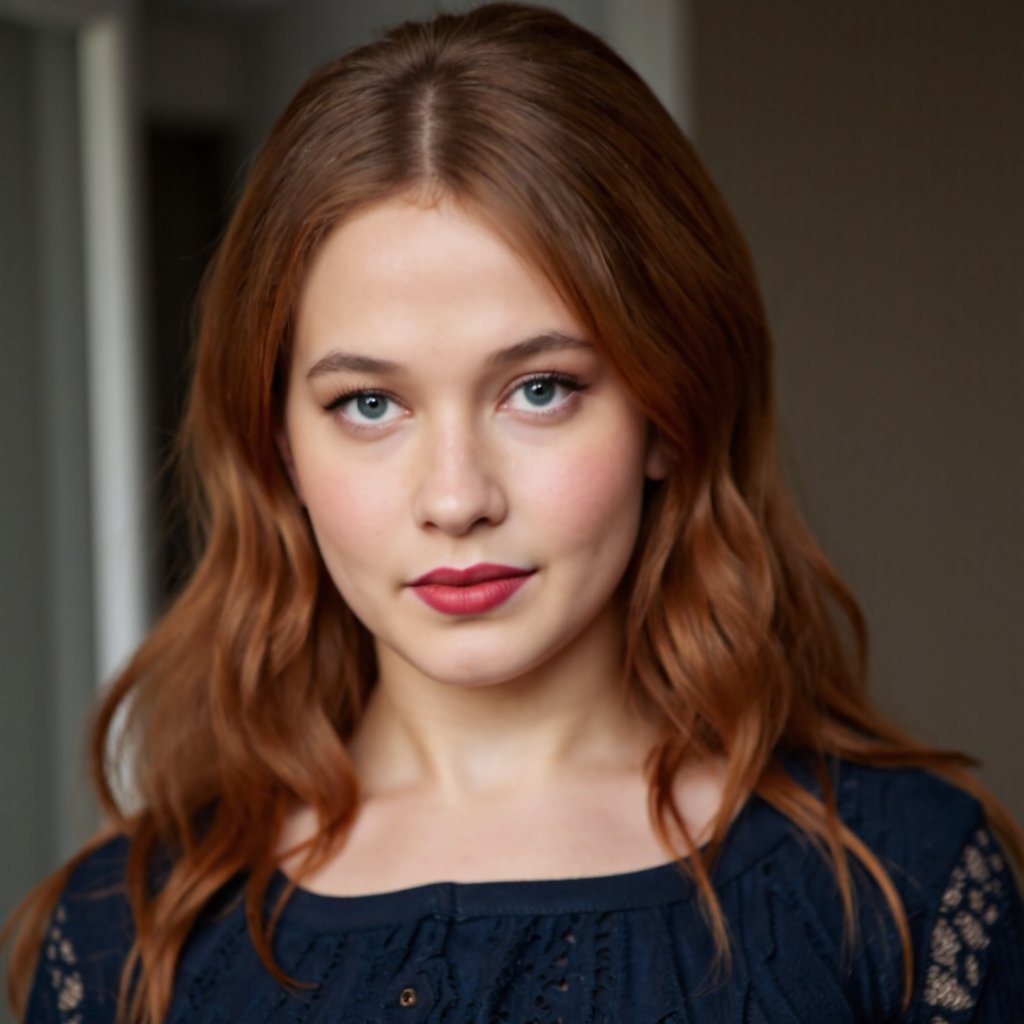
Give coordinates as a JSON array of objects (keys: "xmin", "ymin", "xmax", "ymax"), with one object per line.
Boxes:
[{"xmin": 1, "ymin": 0, "xmax": 1022, "ymax": 995}]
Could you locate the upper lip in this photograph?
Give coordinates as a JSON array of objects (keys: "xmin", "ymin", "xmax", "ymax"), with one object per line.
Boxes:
[{"xmin": 410, "ymin": 563, "xmax": 535, "ymax": 586}]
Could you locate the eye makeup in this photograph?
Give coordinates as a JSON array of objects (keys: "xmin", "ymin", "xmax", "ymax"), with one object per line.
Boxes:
[{"xmin": 321, "ymin": 371, "xmax": 589, "ymax": 432}]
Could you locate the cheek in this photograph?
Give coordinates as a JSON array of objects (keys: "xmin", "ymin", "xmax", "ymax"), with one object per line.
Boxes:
[
  {"xmin": 514, "ymin": 424, "xmax": 647, "ymax": 553},
  {"xmin": 298, "ymin": 456, "xmax": 399, "ymax": 570}
]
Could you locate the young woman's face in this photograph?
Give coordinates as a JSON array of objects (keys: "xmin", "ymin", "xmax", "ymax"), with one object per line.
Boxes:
[{"xmin": 282, "ymin": 196, "xmax": 665, "ymax": 690}]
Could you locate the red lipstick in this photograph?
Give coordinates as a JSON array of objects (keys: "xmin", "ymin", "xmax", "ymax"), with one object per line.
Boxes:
[{"xmin": 410, "ymin": 563, "xmax": 535, "ymax": 615}]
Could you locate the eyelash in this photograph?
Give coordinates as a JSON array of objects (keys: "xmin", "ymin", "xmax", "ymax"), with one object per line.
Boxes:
[{"xmin": 323, "ymin": 372, "xmax": 588, "ymax": 430}]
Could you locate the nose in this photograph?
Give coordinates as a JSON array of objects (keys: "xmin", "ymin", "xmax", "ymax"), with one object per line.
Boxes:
[{"xmin": 411, "ymin": 420, "xmax": 507, "ymax": 535}]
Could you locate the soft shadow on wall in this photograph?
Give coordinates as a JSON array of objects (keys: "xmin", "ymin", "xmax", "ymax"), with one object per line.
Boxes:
[{"xmin": 692, "ymin": 2, "xmax": 1024, "ymax": 822}]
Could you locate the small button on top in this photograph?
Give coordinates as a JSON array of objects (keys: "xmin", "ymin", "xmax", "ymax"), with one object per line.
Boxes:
[{"xmin": 399, "ymin": 986, "xmax": 418, "ymax": 1008}]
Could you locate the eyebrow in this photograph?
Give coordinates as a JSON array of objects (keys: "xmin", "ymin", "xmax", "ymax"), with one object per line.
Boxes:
[{"xmin": 305, "ymin": 331, "xmax": 593, "ymax": 380}]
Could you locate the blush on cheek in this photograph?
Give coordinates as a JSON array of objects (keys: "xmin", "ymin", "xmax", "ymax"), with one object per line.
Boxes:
[
  {"xmin": 528, "ymin": 441, "xmax": 646, "ymax": 542},
  {"xmin": 302, "ymin": 471, "xmax": 393, "ymax": 563},
  {"xmin": 311, "ymin": 457, "xmax": 384, "ymax": 511}
]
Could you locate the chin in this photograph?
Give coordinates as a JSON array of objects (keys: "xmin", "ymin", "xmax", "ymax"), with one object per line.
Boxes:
[
  {"xmin": 378, "ymin": 630, "xmax": 563, "ymax": 691},
  {"xmin": 414, "ymin": 652, "xmax": 547, "ymax": 690}
]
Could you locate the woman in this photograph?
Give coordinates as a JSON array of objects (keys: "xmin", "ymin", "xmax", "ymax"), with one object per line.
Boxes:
[{"xmin": 6, "ymin": 3, "xmax": 1022, "ymax": 1022}]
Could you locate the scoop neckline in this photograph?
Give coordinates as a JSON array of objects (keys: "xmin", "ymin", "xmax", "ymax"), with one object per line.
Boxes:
[{"xmin": 269, "ymin": 789, "xmax": 792, "ymax": 931}]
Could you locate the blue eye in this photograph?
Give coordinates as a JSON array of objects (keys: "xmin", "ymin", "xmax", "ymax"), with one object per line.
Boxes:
[
  {"xmin": 352, "ymin": 393, "xmax": 389, "ymax": 419},
  {"xmin": 507, "ymin": 374, "xmax": 585, "ymax": 413},
  {"xmin": 522, "ymin": 378, "xmax": 559, "ymax": 406},
  {"xmin": 324, "ymin": 374, "xmax": 586, "ymax": 429},
  {"xmin": 328, "ymin": 389, "xmax": 403, "ymax": 427}
]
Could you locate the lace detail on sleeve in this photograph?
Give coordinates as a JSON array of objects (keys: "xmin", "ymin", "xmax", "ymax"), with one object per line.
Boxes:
[
  {"xmin": 44, "ymin": 904, "xmax": 84, "ymax": 1024},
  {"xmin": 922, "ymin": 827, "xmax": 1007, "ymax": 1023}
]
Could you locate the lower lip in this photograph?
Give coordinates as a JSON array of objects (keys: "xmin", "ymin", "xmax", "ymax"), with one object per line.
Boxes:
[{"xmin": 411, "ymin": 574, "xmax": 533, "ymax": 615}]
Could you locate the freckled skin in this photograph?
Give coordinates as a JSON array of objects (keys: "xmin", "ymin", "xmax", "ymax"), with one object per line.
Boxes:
[{"xmin": 281, "ymin": 196, "xmax": 666, "ymax": 695}]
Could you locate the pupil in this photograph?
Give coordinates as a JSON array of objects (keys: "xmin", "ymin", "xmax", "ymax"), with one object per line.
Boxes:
[
  {"xmin": 527, "ymin": 380, "xmax": 555, "ymax": 405},
  {"xmin": 357, "ymin": 394, "xmax": 387, "ymax": 419}
]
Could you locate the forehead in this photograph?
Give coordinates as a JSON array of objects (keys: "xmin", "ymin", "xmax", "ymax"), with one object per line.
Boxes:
[{"xmin": 291, "ymin": 196, "xmax": 585, "ymax": 372}]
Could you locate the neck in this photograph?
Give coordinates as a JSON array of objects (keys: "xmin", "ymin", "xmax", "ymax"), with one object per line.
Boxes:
[{"xmin": 349, "ymin": 602, "xmax": 658, "ymax": 802}]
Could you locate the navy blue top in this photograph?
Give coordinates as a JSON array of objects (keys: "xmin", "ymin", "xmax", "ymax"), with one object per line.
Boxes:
[{"xmin": 27, "ymin": 758, "xmax": 1024, "ymax": 1022}]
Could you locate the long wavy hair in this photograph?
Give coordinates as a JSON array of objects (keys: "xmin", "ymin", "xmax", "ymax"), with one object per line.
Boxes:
[{"xmin": 5, "ymin": 4, "xmax": 1021, "ymax": 1022}]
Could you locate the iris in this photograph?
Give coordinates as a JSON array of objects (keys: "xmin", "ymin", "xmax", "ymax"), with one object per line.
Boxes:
[
  {"xmin": 524, "ymin": 379, "xmax": 557, "ymax": 406},
  {"xmin": 357, "ymin": 394, "xmax": 389, "ymax": 419}
]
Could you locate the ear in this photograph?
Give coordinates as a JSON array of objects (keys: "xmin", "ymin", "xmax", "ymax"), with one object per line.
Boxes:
[
  {"xmin": 276, "ymin": 429, "xmax": 305, "ymax": 504},
  {"xmin": 644, "ymin": 427, "xmax": 669, "ymax": 481}
]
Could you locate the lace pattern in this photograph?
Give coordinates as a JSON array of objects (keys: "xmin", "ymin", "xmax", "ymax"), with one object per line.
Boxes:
[
  {"xmin": 922, "ymin": 827, "xmax": 1007, "ymax": 1023},
  {"xmin": 45, "ymin": 904, "xmax": 84, "ymax": 1023}
]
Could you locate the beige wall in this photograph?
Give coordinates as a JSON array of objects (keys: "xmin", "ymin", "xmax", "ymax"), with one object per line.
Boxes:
[{"xmin": 692, "ymin": 3, "xmax": 1024, "ymax": 822}]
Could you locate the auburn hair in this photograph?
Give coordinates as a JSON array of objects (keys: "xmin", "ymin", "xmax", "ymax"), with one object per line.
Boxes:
[{"xmin": 5, "ymin": 4, "xmax": 1021, "ymax": 1022}]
